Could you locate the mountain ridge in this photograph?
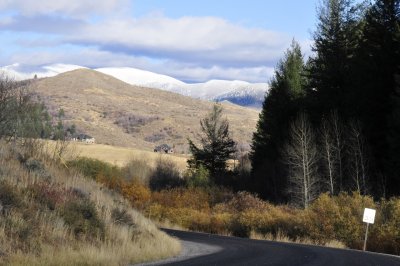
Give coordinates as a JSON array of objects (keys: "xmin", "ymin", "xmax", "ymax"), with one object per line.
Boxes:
[
  {"xmin": 96, "ymin": 67, "xmax": 268, "ymax": 107},
  {"xmin": 2, "ymin": 63, "xmax": 268, "ymax": 108}
]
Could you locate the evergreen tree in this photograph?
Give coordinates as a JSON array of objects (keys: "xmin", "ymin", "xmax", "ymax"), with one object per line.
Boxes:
[
  {"xmin": 353, "ymin": 0, "xmax": 400, "ymax": 197},
  {"xmin": 188, "ymin": 104, "xmax": 236, "ymax": 180},
  {"xmin": 307, "ymin": 0, "xmax": 363, "ymax": 117},
  {"xmin": 250, "ymin": 40, "xmax": 306, "ymax": 202}
]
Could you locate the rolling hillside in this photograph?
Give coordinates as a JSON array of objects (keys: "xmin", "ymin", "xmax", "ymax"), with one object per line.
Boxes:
[{"xmin": 30, "ymin": 69, "xmax": 259, "ymax": 153}]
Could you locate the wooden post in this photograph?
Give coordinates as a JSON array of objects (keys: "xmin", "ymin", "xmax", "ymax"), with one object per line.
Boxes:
[{"xmin": 363, "ymin": 222, "xmax": 369, "ymax": 251}]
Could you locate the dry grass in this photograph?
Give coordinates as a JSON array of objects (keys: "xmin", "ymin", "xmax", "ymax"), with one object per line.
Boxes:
[
  {"xmin": 249, "ymin": 231, "xmax": 347, "ymax": 249},
  {"xmin": 0, "ymin": 141, "xmax": 181, "ymax": 265},
  {"xmin": 42, "ymin": 139, "xmax": 188, "ymax": 173},
  {"xmin": 72, "ymin": 142, "xmax": 188, "ymax": 171}
]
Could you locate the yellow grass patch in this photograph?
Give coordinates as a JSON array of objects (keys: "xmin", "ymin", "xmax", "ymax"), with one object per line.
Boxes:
[{"xmin": 43, "ymin": 140, "xmax": 188, "ymax": 171}]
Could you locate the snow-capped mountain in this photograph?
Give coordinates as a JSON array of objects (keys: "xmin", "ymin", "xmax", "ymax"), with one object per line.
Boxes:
[
  {"xmin": 0, "ymin": 63, "xmax": 86, "ymax": 80},
  {"xmin": 214, "ymin": 86, "xmax": 266, "ymax": 108},
  {"xmin": 96, "ymin": 67, "xmax": 268, "ymax": 107},
  {"xmin": 1, "ymin": 64, "xmax": 268, "ymax": 108}
]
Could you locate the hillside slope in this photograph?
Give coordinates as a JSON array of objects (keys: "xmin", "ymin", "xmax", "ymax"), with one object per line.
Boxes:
[
  {"xmin": 0, "ymin": 141, "xmax": 180, "ymax": 265},
  {"xmin": 31, "ymin": 69, "xmax": 259, "ymax": 152}
]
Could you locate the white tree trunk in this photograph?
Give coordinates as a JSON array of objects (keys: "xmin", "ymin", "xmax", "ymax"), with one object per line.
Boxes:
[{"xmin": 284, "ymin": 111, "xmax": 320, "ymax": 208}]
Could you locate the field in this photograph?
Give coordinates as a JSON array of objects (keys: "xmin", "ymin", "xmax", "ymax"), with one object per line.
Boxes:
[{"xmin": 71, "ymin": 142, "xmax": 189, "ymax": 170}]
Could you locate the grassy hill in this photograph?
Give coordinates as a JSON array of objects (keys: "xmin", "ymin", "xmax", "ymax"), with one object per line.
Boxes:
[
  {"xmin": 0, "ymin": 140, "xmax": 180, "ymax": 265},
  {"xmin": 31, "ymin": 69, "xmax": 259, "ymax": 152}
]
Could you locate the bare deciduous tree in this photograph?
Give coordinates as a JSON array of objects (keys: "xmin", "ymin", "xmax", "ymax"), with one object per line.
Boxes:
[
  {"xmin": 321, "ymin": 116, "xmax": 336, "ymax": 195},
  {"xmin": 348, "ymin": 119, "xmax": 368, "ymax": 195},
  {"xmin": 284, "ymin": 112, "xmax": 320, "ymax": 208},
  {"xmin": 329, "ymin": 110, "xmax": 345, "ymax": 192},
  {"xmin": 320, "ymin": 110, "xmax": 346, "ymax": 195}
]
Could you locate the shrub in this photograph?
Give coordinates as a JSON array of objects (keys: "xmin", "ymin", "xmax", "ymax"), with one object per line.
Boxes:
[
  {"xmin": 223, "ymin": 191, "xmax": 268, "ymax": 213},
  {"xmin": 0, "ymin": 180, "xmax": 22, "ymax": 213},
  {"xmin": 96, "ymin": 172, "xmax": 122, "ymax": 191},
  {"xmin": 304, "ymin": 192, "xmax": 374, "ymax": 247},
  {"xmin": 121, "ymin": 181, "xmax": 151, "ymax": 208},
  {"xmin": 67, "ymin": 157, "xmax": 122, "ymax": 181},
  {"xmin": 24, "ymin": 158, "xmax": 44, "ymax": 172},
  {"xmin": 209, "ymin": 212, "xmax": 232, "ymax": 235},
  {"xmin": 1, "ymin": 211, "xmax": 40, "ymax": 254},
  {"xmin": 230, "ymin": 218, "xmax": 251, "ymax": 238},
  {"xmin": 149, "ymin": 158, "xmax": 185, "ymax": 191},
  {"xmin": 185, "ymin": 165, "xmax": 211, "ymax": 188},
  {"xmin": 0, "ymin": 181, "xmax": 41, "ymax": 254},
  {"xmin": 28, "ymin": 182, "xmax": 67, "ymax": 211},
  {"xmin": 151, "ymin": 188, "xmax": 210, "ymax": 211},
  {"xmin": 369, "ymin": 198, "xmax": 400, "ymax": 254},
  {"xmin": 60, "ymin": 198, "xmax": 105, "ymax": 240},
  {"xmin": 111, "ymin": 208, "xmax": 135, "ymax": 227},
  {"xmin": 122, "ymin": 157, "xmax": 152, "ymax": 185}
]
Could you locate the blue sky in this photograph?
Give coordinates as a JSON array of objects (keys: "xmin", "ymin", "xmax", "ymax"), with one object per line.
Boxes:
[
  {"xmin": 0, "ymin": 0, "xmax": 319, "ymax": 83},
  {"xmin": 131, "ymin": 0, "xmax": 317, "ymax": 37}
]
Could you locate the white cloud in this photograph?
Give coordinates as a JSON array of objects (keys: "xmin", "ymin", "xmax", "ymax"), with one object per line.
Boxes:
[
  {"xmin": 159, "ymin": 64, "xmax": 274, "ymax": 83},
  {"xmin": 73, "ymin": 15, "xmax": 290, "ymax": 66},
  {"xmin": 0, "ymin": 0, "xmax": 129, "ymax": 17},
  {"xmin": 0, "ymin": 2, "xmax": 313, "ymax": 83},
  {"xmin": 2, "ymin": 46, "xmax": 273, "ymax": 83}
]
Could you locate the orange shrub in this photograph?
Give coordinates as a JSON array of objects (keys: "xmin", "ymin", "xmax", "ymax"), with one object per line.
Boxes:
[
  {"xmin": 369, "ymin": 198, "xmax": 400, "ymax": 254},
  {"xmin": 144, "ymin": 185, "xmax": 400, "ymax": 255},
  {"xmin": 304, "ymin": 192, "xmax": 375, "ymax": 247},
  {"xmin": 121, "ymin": 181, "xmax": 151, "ymax": 208},
  {"xmin": 209, "ymin": 212, "xmax": 232, "ymax": 235},
  {"xmin": 96, "ymin": 172, "xmax": 122, "ymax": 191},
  {"xmin": 223, "ymin": 191, "xmax": 269, "ymax": 212},
  {"xmin": 151, "ymin": 188, "xmax": 210, "ymax": 211}
]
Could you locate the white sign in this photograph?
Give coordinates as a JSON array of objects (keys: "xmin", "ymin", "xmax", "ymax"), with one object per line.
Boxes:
[{"xmin": 363, "ymin": 208, "xmax": 376, "ymax": 224}]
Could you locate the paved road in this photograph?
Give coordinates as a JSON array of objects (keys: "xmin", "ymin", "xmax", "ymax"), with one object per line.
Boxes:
[{"xmin": 160, "ymin": 229, "xmax": 400, "ymax": 266}]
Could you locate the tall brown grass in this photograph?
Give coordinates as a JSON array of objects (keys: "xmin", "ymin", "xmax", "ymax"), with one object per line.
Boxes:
[{"xmin": 0, "ymin": 140, "xmax": 181, "ymax": 265}]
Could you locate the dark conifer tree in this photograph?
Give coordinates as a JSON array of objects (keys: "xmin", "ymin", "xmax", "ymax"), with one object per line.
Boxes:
[
  {"xmin": 306, "ymin": 0, "xmax": 363, "ymax": 118},
  {"xmin": 353, "ymin": 0, "xmax": 400, "ymax": 196},
  {"xmin": 250, "ymin": 40, "xmax": 306, "ymax": 202},
  {"xmin": 188, "ymin": 104, "xmax": 236, "ymax": 181}
]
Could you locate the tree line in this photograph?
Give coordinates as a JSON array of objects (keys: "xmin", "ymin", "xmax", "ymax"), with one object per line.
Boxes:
[
  {"xmin": 250, "ymin": 0, "xmax": 400, "ymax": 205},
  {"xmin": 0, "ymin": 75, "xmax": 75, "ymax": 141}
]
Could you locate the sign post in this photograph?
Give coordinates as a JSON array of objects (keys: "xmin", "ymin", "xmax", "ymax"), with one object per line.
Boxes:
[{"xmin": 362, "ymin": 208, "xmax": 376, "ymax": 251}]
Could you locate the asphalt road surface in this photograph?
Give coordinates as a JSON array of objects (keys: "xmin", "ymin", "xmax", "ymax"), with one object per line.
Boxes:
[{"xmin": 156, "ymin": 229, "xmax": 400, "ymax": 266}]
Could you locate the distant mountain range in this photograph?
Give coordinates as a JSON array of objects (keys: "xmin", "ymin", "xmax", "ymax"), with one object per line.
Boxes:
[{"xmin": 1, "ymin": 64, "xmax": 268, "ymax": 108}]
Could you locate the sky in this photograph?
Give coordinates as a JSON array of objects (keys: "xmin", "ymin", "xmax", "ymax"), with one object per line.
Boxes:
[{"xmin": 0, "ymin": 0, "xmax": 319, "ymax": 83}]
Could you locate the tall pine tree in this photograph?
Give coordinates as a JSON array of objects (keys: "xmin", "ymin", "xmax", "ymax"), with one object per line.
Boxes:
[
  {"xmin": 353, "ymin": 0, "xmax": 400, "ymax": 197},
  {"xmin": 250, "ymin": 40, "xmax": 306, "ymax": 202},
  {"xmin": 307, "ymin": 0, "xmax": 363, "ymax": 117}
]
